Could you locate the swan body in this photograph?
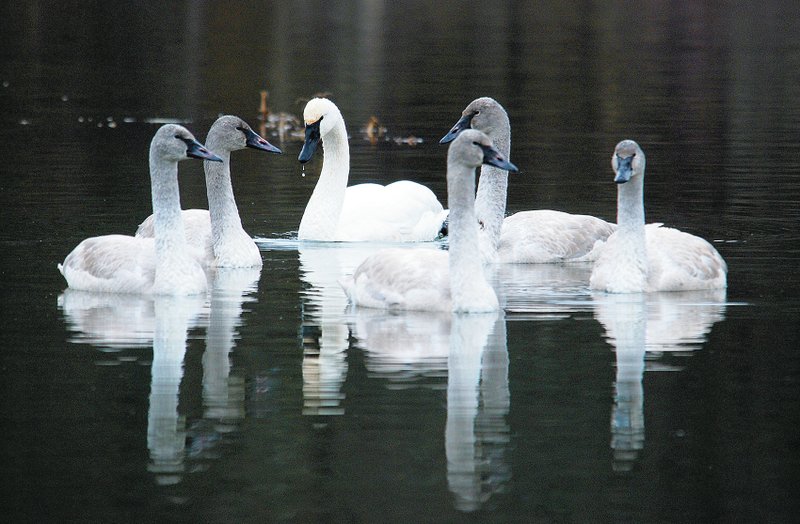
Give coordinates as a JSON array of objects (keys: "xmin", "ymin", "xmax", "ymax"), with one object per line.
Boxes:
[
  {"xmin": 340, "ymin": 129, "xmax": 517, "ymax": 312},
  {"xmin": 136, "ymin": 115, "xmax": 281, "ymax": 268},
  {"xmin": 59, "ymin": 124, "xmax": 222, "ymax": 295},
  {"xmin": 297, "ymin": 98, "xmax": 448, "ymax": 241},
  {"xmin": 440, "ymin": 97, "xmax": 616, "ymax": 263},
  {"xmin": 590, "ymin": 140, "xmax": 727, "ymax": 293}
]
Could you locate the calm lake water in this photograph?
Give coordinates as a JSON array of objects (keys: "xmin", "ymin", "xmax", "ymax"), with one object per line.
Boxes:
[{"xmin": 2, "ymin": 1, "xmax": 799, "ymax": 522}]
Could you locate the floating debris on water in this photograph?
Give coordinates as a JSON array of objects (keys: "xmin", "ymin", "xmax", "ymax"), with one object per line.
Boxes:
[
  {"xmin": 393, "ymin": 135, "xmax": 424, "ymax": 146},
  {"xmin": 19, "ymin": 119, "xmax": 30, "ymax": 125},
  {"xmin": 142, "ymin": 117, "xmax": 193, "ymax": 124}
]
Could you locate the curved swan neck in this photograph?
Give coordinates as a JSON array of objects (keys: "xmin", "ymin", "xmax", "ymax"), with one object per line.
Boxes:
[
  {"xmin": 298, "ymin": 118, "xmax": 350, "ymax": 240},
  {"xmin": 203, "ymin": 148, "xmax": 245, "ymax": 243},
  {"xmin": 448, "ymin": 160, "xmax": 486, "ymax": 308},
  {"xmin": 149, "ymin": 151, "xmax": 188, "ymax": 261},
  {"xmin": 475, "ymin": 124, "xmax": 511, "ymax": 258}
]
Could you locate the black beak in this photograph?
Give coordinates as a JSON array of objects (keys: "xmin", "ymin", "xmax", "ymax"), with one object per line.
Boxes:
[
  {"xmin": 439, "ymin": 112, "xmax": 475, "ymax": 144},
  {"xmin": 298, "ymin": 118, "xmax": 322, "ymax": 163},
  {"xmin": 183, "ymin": 138, "xmax": 223, "ymax": 163},
  {"xmin": 240, "ymin": 127, "xmax": 282, "ymax": 154},
  {"xmin": 479, "ymin": 143, "xmax": 518, "ymax": 173},
  {"xmin": 614, "ymin": 155, "xmax": 633, "ymax": 184}
]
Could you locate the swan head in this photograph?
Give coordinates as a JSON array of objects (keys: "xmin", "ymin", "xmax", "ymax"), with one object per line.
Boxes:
[
  {"xmin": 612, "ymin": 140, "xmax": 646, "ymax": 184},
  {"xmin": 208, "ymin": 115, "xmax": 282, "ymax": 154},
  {"xmin": 151, "ymin": 124, "xmax": 222, "ymax": 163},
  {"xmin": 299, "ymin": 98, "xmax": 343, "ymax": 163},
  {"xmin": 439, "ymin": 97, "xmax": 508, "ymax": 144},
  {"xmin": 449, "ymin": 129, "xmax": 518, "ymax": 173}
]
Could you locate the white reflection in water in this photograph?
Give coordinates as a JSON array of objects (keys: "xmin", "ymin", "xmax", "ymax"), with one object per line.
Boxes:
[
  {"xmin": 58, "ymin": 268, "xmax": 258, "ymax": 485},
  {"xmin": 193, "ymin": 269, "xmax": 259, "ymax": 458},
  {"xmin": 492, "ymin": 262, "xmax": 595, "ymax": 318},
  {"xmin": 592, "ymin": 290, "xmax": 727, "ymax": 472},
  {"xmin": 293, "ymin": 240, "xmax": 442, "ymax": 414},
  {"xmin": 351, "ymin": 308, "xmax": 510, "ymax": 512}
]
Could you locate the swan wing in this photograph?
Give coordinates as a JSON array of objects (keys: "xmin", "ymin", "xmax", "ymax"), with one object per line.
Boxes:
[
  {"xmin": 646, "ymin": 225, "xmax": 727, "ymax": 291},
  {"xmin": 498, "ymin": 210, "xmax": 616, "ymax": 263},
  {"xmin": 59, "ymin": 235, "xmax": 157, "ymax": 294}
]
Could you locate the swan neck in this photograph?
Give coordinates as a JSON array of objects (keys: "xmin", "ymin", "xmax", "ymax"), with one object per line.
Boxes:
[
  {"xmin": 204, "ymin": 151, "xmax": 245, "ymax": 242},
  {"xmin": 298, "ymin": 118, "xmax": 350, "ymax": 239},
  {"xmin": 475, "ymin": 125, "xmax": 511, "ymax": 257},
  {"xmin": 448, "ymin": 161, "xmax": 486, "ymax": 307},
  {"xmin": 617, "ymin": 176, "xmax": 645, "ymax": 233},
  {"xmin": 149, "ymin": 152, "xmax": 188, "ymax": 260}
]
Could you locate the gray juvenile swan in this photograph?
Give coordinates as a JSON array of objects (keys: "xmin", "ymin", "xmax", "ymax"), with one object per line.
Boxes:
[
  {"xmin": 440, "ymin": 97, "xmax": 616, "ymax": 264},
  {"xmin": 589, "ymin": 140, "xmax": 727, "ymax": 293},
  {"xmin": 58, "ymin": 125, "xmax": 222, "ymax": 295},
  {"xmin": 297, "ymin": 98, "xmax": 448, "ymax": 241},
  {"xmin": 340, "ymin": 130, "xmax": 518, "ymax": 312},
  {"xmin": 136, "ymin": 115, "xmax": 282, "ymax": 268}
]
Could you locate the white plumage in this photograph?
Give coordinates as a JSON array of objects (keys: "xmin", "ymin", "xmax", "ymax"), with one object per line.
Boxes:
[
  {"xmin": 590, "ymin": 140, "xmax": 727, "ymax": 293},
  {"xmin": 58, "ymin": 124, "xmax": 221, "ymax": 295},
  {"xmin": 297, "ymin": 98, "xmax": 448, "ymax": 241},
  {"xmin": 440, "ymin": 97, "xmax": 616, "ymax": 264},
  {"xmin": 340, "ymin": 129, "xmax": 517, "ymax": 312},
  {"xmin": 136, "ymin": 115, "xmax": 281, "ymax": 268}
]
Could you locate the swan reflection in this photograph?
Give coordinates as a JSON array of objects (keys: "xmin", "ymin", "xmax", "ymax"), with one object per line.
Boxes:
[
  {"xmin": 192, "ymin": 268, "xmax": 259, "ymax": 460},
  {"xmin": 592, "ymin": 290, "xmax": 727, "ymax": 472},
  {"xmin": 351, "ymin": 308, "xmax": 510, "ymax": 512},
  {"xmin": 58, "ymin": 268, "xmax": 258, "ymax": 484},
  {"xmin": 296, "ymin": 240, "xmax": 441, "ymax": 414},
  {"xmin": 492, "ymin": 262, "xmax": 594, "ymax": 317}
]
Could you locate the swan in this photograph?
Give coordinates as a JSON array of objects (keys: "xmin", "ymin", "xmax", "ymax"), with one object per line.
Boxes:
[
  {"xmin": 136, "ymin": 115, "xmax": 282, "ymax": 268},
  {"xmin": 297, "ymin": 97, "xmax": 448, "ymax": 241},
  {"xmin": 58, "ymin": 124, "xmax": 222, "ymax": 295},
  {"xmin": 340, "ymin": 129, "xmax": 518, "ymax": 312},
  {"xmin": 440, "ymin": 97, "xmax": 616, "ymax": 264},
  {"xmin": 589, "ymin": 140, "xmax": 728, "ymax": 293}
]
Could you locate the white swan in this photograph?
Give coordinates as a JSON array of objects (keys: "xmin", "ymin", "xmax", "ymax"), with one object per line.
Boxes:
[
  {"xmin": 136, "ymin": 115, "xmax": 282, "ymax": 268},
  {"xmin": 340, "ymin": 129, "xmax": 518, "ymax": 312},
  {"xmin": 440, "ymin": 97, "xmax": 616, "ymax": 264},
  {"xmin": 590, "ymin": 140, "xmax": 728, "ymax": 293},
  {"xmin": 297, "ymin": 97, "xmax": 448, "ymax": 241},
  {"xmin": 58, "ymin": 124, "xmax": 222, "ymax": 295}
]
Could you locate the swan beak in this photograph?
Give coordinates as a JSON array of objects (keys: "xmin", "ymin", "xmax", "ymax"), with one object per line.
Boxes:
[
  {"xmin": 186, "ymin": 139, "xmax": 223, "ymax": 163},
  {"xmin": 298, "ymin": 118, "xmax": 322, "ymax": 163},
  {"xmin": 614, "ymin": 155, "xmax": 633, "ymax": 183},
  {"xmin": 479, "ymin": 144, "xmax": 518, "ymax": 173},
  {"xmin": 439, "ymin": 113, "xmax": 475, "ymax": 144},
  {"xmin": 243, "ymin": 127, "xmax": 282, "ymax": 154}
]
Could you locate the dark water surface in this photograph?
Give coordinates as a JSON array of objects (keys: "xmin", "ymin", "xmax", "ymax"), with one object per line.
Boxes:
[{"xmin": 2, "ymin": 1, "xmax": 799, "ymax": 522}]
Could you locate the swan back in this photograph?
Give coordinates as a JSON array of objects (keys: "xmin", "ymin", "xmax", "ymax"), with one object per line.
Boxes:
[{"xmin": 590, "ymin": 140, "xmax": 727, "ymax": 293}]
